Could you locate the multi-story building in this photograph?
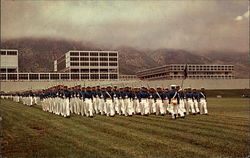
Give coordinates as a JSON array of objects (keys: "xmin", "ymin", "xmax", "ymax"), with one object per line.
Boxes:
[
  {"xmin": 0, "ymin": 49, "xmax": 18, "ymax": 73},
  {"xmin": 136, "ymin": 64, "xmax": 234, "ymax": 80},
  {"xmin": 54, "ymin": 50, "xmax": 119, "ymax": 80}
]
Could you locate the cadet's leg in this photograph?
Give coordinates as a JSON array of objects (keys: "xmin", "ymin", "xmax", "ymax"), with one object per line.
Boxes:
[
  {"xmin": 172, "ymin": 104, "xmax": 177, "ymax": 119},
  {"xmin": 65, "ymin": 98, "xmax": 70, "ymax": 117}
]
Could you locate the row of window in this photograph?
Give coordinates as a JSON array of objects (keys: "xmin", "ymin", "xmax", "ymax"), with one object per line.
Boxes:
[
  {"xmin": 0, "ymin": 74, "xmax": 118, "ymax": 80},
  {"xmin": 170, "ymin": 66, "xmax": 234, "ymax": 71},
  {"xmin": 70, "ymin": 52, "xmax": 118, "ymax": 57},
  {"xmin": 70, "ymin": 68, "xmax": 117, "ymax": 73},
  {"xmin": 0, "ymin": 51, "xmax": 18, "ymax": 55},
  {"xmin": 70, "ymin": 57, "xmax": 118, "ymax": 61},
  {"xmin": 70, "ymin": 62, "xmax": 118, "ymax": 66},
  {"xmin": 170, "ymin": 76, "xmax": 234, "ymax": 79}
]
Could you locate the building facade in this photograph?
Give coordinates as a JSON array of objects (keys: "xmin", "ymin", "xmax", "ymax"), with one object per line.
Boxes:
[
  {"xmin": 136, "ymin": 64, "xmax": 235, "ymax": 80},
  {"xmin": 54, "ymin": 50, "xmax": 119, "ymax": 80},
  {"xmin": 0, "ymin": 49, "xmax": 18, "ymax": 73}
]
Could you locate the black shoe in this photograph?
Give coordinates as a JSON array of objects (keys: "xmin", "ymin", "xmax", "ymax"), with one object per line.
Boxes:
[
  {"xmin": 193, "ymin": 113, "xmax": 196, "ymax": 115},
  {"xmin": 181, "ymin": 116, "xmax": 185, "ymax": 119},
  {"xmin": 161, "ymin": 114, "xmax": 165, "ymax": 116},
  {"xmin": 89, "ymin": 116, "xmax": 93, "ymax": 118},
  {"xmin": 184, "ymin": 112, "xmax": 186, "ymax": 115},
  {"xmin": 197, "ymin": 112, "xmax": 200, "ymax": 114}
]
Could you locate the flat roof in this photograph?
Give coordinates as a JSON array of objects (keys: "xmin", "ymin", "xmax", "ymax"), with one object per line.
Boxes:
[{"xmin": 0, "ymin": 49, "xmax": 18, "ymax": 51}]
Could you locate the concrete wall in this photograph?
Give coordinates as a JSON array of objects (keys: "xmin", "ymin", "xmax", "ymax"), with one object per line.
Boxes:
[{"xmin": 0, "ymin": 79, "xmax": 248, "ymax": 92}]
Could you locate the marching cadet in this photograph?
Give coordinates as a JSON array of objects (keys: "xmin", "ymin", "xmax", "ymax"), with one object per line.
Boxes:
[
  {"xmin": 62, "ymin": 86, "xmax": 71, "ymax": 118},
  {"xmin": 148, "ymin": 88, "xmax": 154, "ymax": 115},
  {"xmin": 168, "ymin": 85, "xmax": 179, "ymax": 119},
  {"xmin": 103, "ymin": 86, "xmax": 115, "ymax": 117},
  {"xmin": 153, "ymin": 87, "xmax": 166, "ymax": 116},
  {"xmin": 113, "ymin": 86, "xmax": 121, "ymax": 115},
  {"xmin": 132, "ymin": 88, "xmax": 141, "ymax": 115},
  {"xmin": 79, "ymin": 87, "xmax": 86, "ymax": 116},
  {"xmin": 150, "ymin": 88, "xmax": 157, "ymax": 114},
  {"xmin": 176, "ymin": 86, "xmax": 185, "ymax": 118},
  {"xmin": 193, "ymin": 89, "xmax": 200, "ymax": 114},
  {"xmin": 83, "ymin": 87, "xmax": 94, "ymax": 117},
  {"xmin": 123, "ymin": 87, "xmax": 134, "ymax": 116},
  {"xmin": 119, "ymin": 88, "xmax": 125, "ymax": 115},
  {"xmin": 98, "ymin": 87, "xmax": 105, "ymax": 115},
  {"xmin": 139, "ymin": 87, "xmax": 150, "ymax": 116},
  {"xmin": 186, "ymin": 87, "xmax": 196, "ymax": 115},
  {"xmin": 178, "ymin": 88, "xmax": 186, "ymax": 116},
  {"xmin": 199, "ymin": 88, "xmax": 208, "ymax": 115},
  {"xmin": 69, "ymin": 87, "xmax": 76, "ymax": 114},
  {"xmin": 75, "ymin": 86, "xmax": 82, "ymax": 115},
  {"xmin": 163, "ymin": 88, "xmax": 170, "ymax": 114},
  {"xmin": 92, "ymin": 87, "xmax": 98, "ymax": 114},
  {"xmin": 96, "ymin": 86, "xmax": 101, "ymax": 114}
]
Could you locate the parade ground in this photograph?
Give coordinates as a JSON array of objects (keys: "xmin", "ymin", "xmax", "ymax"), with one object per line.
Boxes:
[{"xmin": 0, "ymin": 97, "xmax": 248, "ymax": 158}]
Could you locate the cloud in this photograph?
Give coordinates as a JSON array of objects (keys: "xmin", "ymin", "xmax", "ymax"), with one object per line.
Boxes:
[{"xmin": 1, "ymin": 0, "xmax": 249, "ymax": 52}]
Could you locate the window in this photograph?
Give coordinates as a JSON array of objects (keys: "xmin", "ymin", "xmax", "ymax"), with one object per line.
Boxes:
[
  {"xmin": 90, "ymin": 74, "xmax": 99, "ymax": 79},
  {"xmin": 90, "ymin": 52, "xmax": 98, "ymax": 56},
  {"xmin": 81, "ymin": 74, "xmax": 89, "ymax": 79},
  {"xmin": 19, "ymin": 74, "xmax": 29, "ymax": 80},
  {"xmin": 90, "ymin": 57, "xmax": 98, "ymax": 61},
  {"xmin": 90, "ymin": 69, "xmax": 99, "ymax": 73},
  {"xmin": 40, "ymin": 74, "xmax": 49, "ymax": 80},
  {"xmin": 7, "ymin": 51, "xmax": 17, "ymax": 55},
  {"xmin": 50, "ymin": 74, "xmax": 59, "ymax": 80},
  {"xmin": 109, "ymin": 69, "xmax": 117, "ymax": 72},
  {"xmin": 100, "ymin": 58, "xmax": 108, "ymax": 61},
  {"xmin": 100, "ymin": 69, "xmax": 108, "ymax": 73},
  {"xmin": 71, "ymin": 74, "xmax": 79, "ymax": 80},
  {"xmin": 109, "ymin": 63, "xmax": 117, "ymax": 66},
  {"xmin": 80, "ymin": 52, "xmax": 89, "ymax": 56},
  {"xmin": 100, "ymin": 63, "xmax": 108, "ymax": 66},
  {"xmin": 110, "ymin": 74, "xmax": 118, "ymax": 79},
  {"xmin": 80, "ymin": 57, "xmax": 89, "ymax": 61},
  {"xmin": 100, "ymin": 52, "xmax": 108, "ymax": 56},
  {"xmin": 29, "ymin": 74, "xmax": 39, "ymax": 80},
  {"xmin": 109, "ymin": 58, "xmax": 117, "ymax": 61},
  {"xmin": 70, "ymin": 62, "xmax": 79, "ymax": 66},
  {"xmin": 61, "ymin": 74, "xmax": 70, "ymax": 80},
  {"xmin": 90, "ymin": 62, "xmax": 98, "ymax": 66},
  {"xmin": 70, "ymin": 57, "xmax": 79, "ymax": 61},
  {"xmin": 109, "ymin": 53, "xmax": 117, "ymax": 56},
  {"xmin": 8, "ymin": 74, "xmax": 18, "ymax": 80},
  {"xmin": 70, "ymin": 52, "xmax": 79, "ymax": 56},
  {"xmin": 80, "ymin": 62, "xmax": 89, "ymax": 66},
  {"xmin": 100, "ymin": 74, "xmax": 109, "ymax": 79},
  {"xmin": 0, "ymin": 51, "xmax": 6, "ymax": 55}
]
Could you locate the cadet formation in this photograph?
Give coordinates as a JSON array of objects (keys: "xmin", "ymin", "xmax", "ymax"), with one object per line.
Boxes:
[{"xmin": 0, "ymin": 85, "xmax": 208, "ymax": 119}]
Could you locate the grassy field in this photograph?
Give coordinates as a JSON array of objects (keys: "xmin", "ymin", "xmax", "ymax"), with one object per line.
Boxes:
[{"xmin": 0, "ymin": 98, "xmax": 249, "ymax": 158}]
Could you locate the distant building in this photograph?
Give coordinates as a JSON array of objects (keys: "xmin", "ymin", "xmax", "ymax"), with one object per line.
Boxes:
[
  {"xmin": 136, "ymin": 64, "xmax": 234, "ymax": 80},
  {"xmin": 0, "ymin": 49, "xmax": 18, "ymax": 73},
  {"xmin": 54, "ymin": 50, "xmax": 119, "ymax": 80}
]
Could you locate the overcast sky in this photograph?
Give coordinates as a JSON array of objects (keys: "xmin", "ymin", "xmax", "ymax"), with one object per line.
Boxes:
[{"xmin": 1, "ymin": 0, "xmax": 249, "ymax": 52}]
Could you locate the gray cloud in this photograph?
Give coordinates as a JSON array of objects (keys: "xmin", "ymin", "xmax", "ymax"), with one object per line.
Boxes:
[{"xmin": 1, "ymin": 0, "xmax": 249, "ymax": 52}]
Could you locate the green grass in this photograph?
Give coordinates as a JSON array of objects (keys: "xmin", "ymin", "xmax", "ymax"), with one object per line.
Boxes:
[{"xmin": 0, "ymin": 98, "xmax": 249, "ymax": 158}]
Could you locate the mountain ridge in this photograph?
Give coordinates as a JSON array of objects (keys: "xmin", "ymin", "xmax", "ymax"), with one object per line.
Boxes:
[{"xmin": 1, "ymin": 38, "xmax": 248, "ymax": 78}]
